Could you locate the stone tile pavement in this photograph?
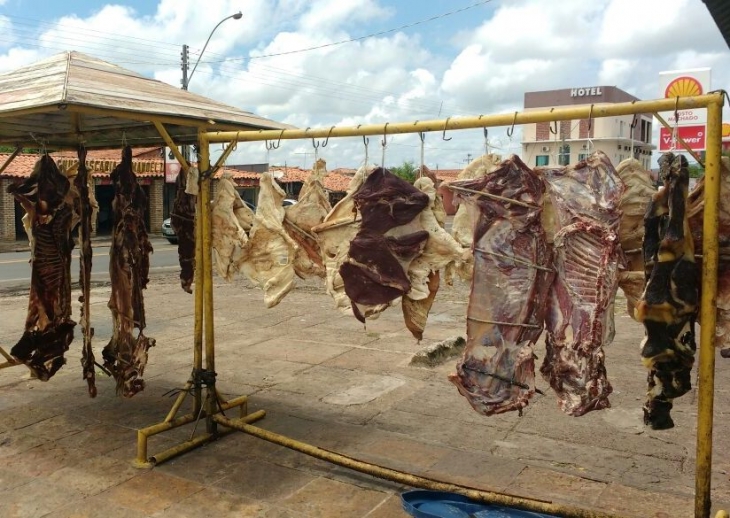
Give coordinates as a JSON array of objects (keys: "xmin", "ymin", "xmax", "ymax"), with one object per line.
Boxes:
[{"xmin": 1, "ymin": 273, "xmax": 729, "ymax": 517}]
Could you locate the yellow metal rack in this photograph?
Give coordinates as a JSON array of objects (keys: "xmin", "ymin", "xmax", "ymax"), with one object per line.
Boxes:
[{"xmin": 135, "ymin": 92, "xmax": 727, "ymax": 518}]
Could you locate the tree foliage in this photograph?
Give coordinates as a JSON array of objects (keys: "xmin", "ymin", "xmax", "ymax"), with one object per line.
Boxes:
[{"xmin": 390, "ymin": 160, "xmax": 417, "ymax": 184}]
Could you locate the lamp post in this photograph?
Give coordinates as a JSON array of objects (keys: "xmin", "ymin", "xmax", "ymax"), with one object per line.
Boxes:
[
  {"xmin": 174, "ymin": 10, "xmax": 243, "ymax": 191},
  {"xmin": 181, "ymin": 11, "xmax": 242, "ymax": 91}
]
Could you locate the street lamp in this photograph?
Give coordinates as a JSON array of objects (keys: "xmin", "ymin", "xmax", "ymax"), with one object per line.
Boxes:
[{"xmin": 183, "ymin": 11, "xmax": 242, "ymax": 89}]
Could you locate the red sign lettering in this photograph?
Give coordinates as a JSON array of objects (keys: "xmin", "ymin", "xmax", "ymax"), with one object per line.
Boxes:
[{"xmin": 659, "ymin": 124, "xmax": 706, "ymax": 151}]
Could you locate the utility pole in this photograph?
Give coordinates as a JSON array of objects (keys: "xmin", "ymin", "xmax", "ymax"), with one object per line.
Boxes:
[{"xmin": 181, "ymin": 44, "xmax": 190, "ymax": 90}]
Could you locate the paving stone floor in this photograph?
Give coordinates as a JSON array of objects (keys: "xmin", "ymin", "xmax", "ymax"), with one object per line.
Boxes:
[{"xmin": 1, "ymin": 272, "xmax": 729, "ymax": 517}]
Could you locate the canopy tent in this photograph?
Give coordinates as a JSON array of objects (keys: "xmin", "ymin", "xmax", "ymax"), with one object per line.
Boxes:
[{"xmin": 0, "ymin": 51, "xmax": 291, "ymax": 150}]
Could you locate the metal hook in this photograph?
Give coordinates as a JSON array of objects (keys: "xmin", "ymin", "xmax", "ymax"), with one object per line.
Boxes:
[
  {"xmin": 506, "ymin": 112, "xmax": 517, "ymax": 138},
  {"xmin": 363, "ymin": 135, "xmax": 369, "ymax": 148},
  {"xmin": 312, "ymin": 137, "xmax": 320, "ymax": 151},
  {"xmin": 418, "ymin": 132, "xmax": 425, "ymax": 178},
  {"xmin": 381, "ymin": 123, "xmax": 389, "ymax": 147},
  {"xmin": 630, "ymin": 114, "xmax": 638, "ymax": 129},
  {"xmin": 442, "ymin": 117, "xmax": 452, "ymax": 141},
  {"xmin": 587, "ymin": 104, "xmax": 594, "ymax": 133},
  {"xmin": 322, "ymin": 126, "xmax": 335, "ymax": 148}
]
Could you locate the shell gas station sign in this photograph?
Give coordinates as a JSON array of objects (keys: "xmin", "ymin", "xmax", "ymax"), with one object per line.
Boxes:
[{"xmin": 657, "ymin": 68, "xmax": 711, "ymax": 151}]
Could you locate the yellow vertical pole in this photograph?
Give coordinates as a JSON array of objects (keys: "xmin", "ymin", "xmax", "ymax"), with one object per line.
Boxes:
[
  {"xmin": 695, "ymin": 94, "xmax": 724, "ymax": 518},
  {"xmin": 198, "ymin": 131, "xmax": 217, "ymax": 435},
  {"xmin": 193, "ymin": 152, "xmax": 204, "ymax": 416}
]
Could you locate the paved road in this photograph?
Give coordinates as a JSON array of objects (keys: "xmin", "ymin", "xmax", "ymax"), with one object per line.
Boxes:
[{"xmin": 0, "ymin": 237, "xmax": 180, "ymax": 290}]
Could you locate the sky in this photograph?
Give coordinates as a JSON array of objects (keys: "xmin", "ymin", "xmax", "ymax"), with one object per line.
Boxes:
[{"xmin": 0, "ymin": 0, "xmax": 729, "ymax": 170}]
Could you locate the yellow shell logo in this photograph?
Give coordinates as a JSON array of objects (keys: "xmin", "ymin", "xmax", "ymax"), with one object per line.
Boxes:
[
  {"xmin": 665, "ymin": 76, "xmax": 703, "ymax": 98},
  {"xmin": 723, "ymin": 123, "xmax": 730, "ymax": 138}
]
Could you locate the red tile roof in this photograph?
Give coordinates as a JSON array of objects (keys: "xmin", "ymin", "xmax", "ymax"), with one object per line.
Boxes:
[
  {"xmin": 214, "ymin": 168, "xmax": 260, "ymax": 181},
  {"xmin": 269, "ymin": 166, "xmax": 352, "ymax": 192},
  {"xmin": 433, "ymin": 169, "xmax": 461, "ymax": 183},
  {"xmin": 0, "ymin": 151, "xmax": 164, "ymax": 179}
]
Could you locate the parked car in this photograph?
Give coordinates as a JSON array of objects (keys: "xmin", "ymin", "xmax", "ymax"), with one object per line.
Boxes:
[{"xmin": 283, "ymin": 198, "xmax": 298, "ymax": 207}]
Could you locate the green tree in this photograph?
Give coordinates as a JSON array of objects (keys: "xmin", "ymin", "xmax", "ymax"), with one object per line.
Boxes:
[{"xmin": 390, "ymin": 160, "xmax": 417, "ymax": 184}]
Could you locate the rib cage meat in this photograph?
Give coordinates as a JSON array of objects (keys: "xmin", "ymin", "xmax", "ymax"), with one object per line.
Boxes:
[
  {"xmin": 449, "ymin": 155, "xmax": 552, "ymax": 416},
  {"xmin": 539, "ymin": 151, "xmax": 623, "ymax": 416},
  {"xmin": 103, "ymin": 147, "xmax": 155, "ymax": 397},
  {"xmin": 8, "ymin": 156, "xmax": 76, "ymax": 380}
]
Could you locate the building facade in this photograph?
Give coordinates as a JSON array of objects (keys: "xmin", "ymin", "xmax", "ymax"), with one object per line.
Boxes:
[{"xmin": 522, "ymin": 86, "xmax": 655, "ymax": 170}]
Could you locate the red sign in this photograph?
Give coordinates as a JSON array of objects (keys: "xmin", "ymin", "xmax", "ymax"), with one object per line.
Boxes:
[
  {"xmin": 659, "ymin": 124, "xmax": 706, "ymax": 151},
  {"xmin": 165, "ymin": 161, "xmax": 181, "ymax": 184}
]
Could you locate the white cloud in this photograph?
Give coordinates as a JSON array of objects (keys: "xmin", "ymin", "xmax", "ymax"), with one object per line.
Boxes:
[{"xmin": 0, "ymin": 0, "xmax": 729, "ymax": 170}]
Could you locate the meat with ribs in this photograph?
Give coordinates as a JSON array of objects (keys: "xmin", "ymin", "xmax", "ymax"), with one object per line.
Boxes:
[
  {"xmin": 236, "ymin": 172, "xmax": 299, "ymax": 308},
  {"xmin": 686, "ymin": 156, "xmax": 730, "ymax": 353},
  {"xmin": 615, "ymin": 159, "xmax": 656, "ymax": 319},
  {"xmin": 284, "ymin": 158, "xmax": 332, "ymax": 279},
  {"xmin": 403, "ymin": 177, "xmax": 469, "ymax": 340},
  {"xmin": 103, "ymin": 147, "xmax": 155, "ymax": 397},
  {"xmin": 311, "ymin": 166, "xmax": 370, "ymax": 313},
  {"xmin": 339, "ymin": 167, "xmax": 429, "ymax": 323},
  {"xmin": 74, "ymin": 147, "xmax": 97, "ymax": 397},
  {"xmin": 211, "ymin": 175, "xmax": 249, "ymax": 282},
  {"xmin": 171, "ymin": 164, "xmax": 196, "ymax": 293},
  {"xmin": 8, "ymin": 156, "xmax": 76, "ymax": 380},
  {"xmin": 539, "ymin": 151, "xmax": 623, "ymax": 416},
  {"xmin": 449, "ymin": 155, "xmax": 552, "ymax": 416},
  {"xmin": 636, "ymin": 152, "xmax": 698, "ymax": 430}
]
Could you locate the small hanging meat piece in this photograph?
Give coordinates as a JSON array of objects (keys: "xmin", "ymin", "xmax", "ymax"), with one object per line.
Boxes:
[
  {"xmin": 211, "ymin": 175, "xmax": 249, "ymax": 282},
  {"xmin": 8, "ymin": 156, "xmax": 77, "ymax": 380},
  {"xmin": 103, "ymin": 146, "xmax": 155, "ymax": 397},
  {"xmin": 171, "ymin": 163, "xmax": 196, "ymax": 293},
  {"xmin": 339, "ymin": 168, "xmax": 430, "ymax": 322},
  {"xmin": 636, "ymin": 152, "xmax": 698, "ymax": 430},
  {"xmin": 74, "ymin": 146, "xmax": 97, "ymax": 397}
]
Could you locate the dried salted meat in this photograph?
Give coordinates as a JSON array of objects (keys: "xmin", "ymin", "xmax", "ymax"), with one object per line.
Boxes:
[
  {"xmin": 449, "ymin": 155, "xmax": 552, "ymax": 416},
  {"xmin": 8, "ymin": 156, "xmax": 76, "ymax": 380}
]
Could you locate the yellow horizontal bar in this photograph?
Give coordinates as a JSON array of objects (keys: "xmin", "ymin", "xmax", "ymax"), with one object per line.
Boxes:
[{"xmin": 203, "ymin": 93, "xmax": 723, "ymax": 144}]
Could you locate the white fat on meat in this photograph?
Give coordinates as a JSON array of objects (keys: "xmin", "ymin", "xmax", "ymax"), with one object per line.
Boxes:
[
  {"xmin": 211, "ymin": 175, "xmax": 250, "ymax": 282},
  {"xmin": 236, "ymin": 172, "xmax": 299, "ymax": 308},
  {"xmin": 284, "ymin": 158, "xmax": 332, "ymax": 278},
  {"xmin": 311, "ymin": 165, "xmax": 372, "ymax": 313},
  {"xmin": 402, "ymin": 177, "xmax": 470, "ymax": 339},
  {"xmin": 615, "ymin": 159, "xmax": 655, "ymax": 319}
]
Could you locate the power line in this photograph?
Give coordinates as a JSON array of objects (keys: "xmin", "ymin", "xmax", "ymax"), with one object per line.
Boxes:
[{"xmin": 198, "ymin": 0, "xmax": 495, "ymax": 64}]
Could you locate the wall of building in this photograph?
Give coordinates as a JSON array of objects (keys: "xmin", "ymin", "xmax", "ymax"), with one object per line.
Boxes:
[{"xmin": 0, "ymin": 178, "xmax": 15, "ymax": 241}]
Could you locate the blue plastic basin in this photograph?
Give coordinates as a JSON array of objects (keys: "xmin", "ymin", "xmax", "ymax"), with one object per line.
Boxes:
[{"xmin": 401, "ymin": 490, "xmax": 560, "ymax": 518}]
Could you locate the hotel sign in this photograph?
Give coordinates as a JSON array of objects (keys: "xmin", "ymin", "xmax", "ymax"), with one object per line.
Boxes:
[{"xmin": 570, "ymin": 87, "xmax": 603, "ymax": 97}]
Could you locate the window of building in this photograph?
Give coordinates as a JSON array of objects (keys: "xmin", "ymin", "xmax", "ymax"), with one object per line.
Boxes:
[
  {"xmin": 558, "ymin": 145, "xmax": 570, "ymax": 165},
  {"xmin": 535, "ymin": 155, "xmax": 549, "ymax": 166},
  {"xmin": 619, "ymin": 120, "xmax": 625, "ymax": 137},
  {"xmin": 578, "ymin": 153, "xmax": 589, "ymax": 162}
]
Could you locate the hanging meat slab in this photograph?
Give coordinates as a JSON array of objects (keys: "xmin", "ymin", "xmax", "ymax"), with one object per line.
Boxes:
[
  {"xmin": 211, "ymin": 175, "xmax": 249, "ymax": 282},
  {"xmin": 312, "ymin": 166, "xmax": 370, "ymax": 313},
  {"xmin": 103, "ymin": 147, "xmax": 155, "ymax": 397},
  {"xmin": 237, "ymin": 172, "xmax": 299, "ymax": 308},
  {"xmin": 539, "ymin": 151, "xmax": 623, "ymax": 416},
  {"xmin": 687, "ymin": 156, "xmax": 730, "ymax": 352},
  {"xmin": 449, "ymin": 155, "xmax": 552, "ymax": 416},
  {"xmin": 74, "ymin": 147, "xmax": 97, "ymax": 397},
  {"xmin": 403, "ymin": 177, "xmax": 469, "ymax": 340},
  {"xmin": 171, "ymin": 164, "xmax": 196, "ymax": 293},
  {"xmin": 615, "ymin": 159, "xmax": 657, "ymax": 319},
  {"xmin": 8, "ymin": 156, "xmax": 76, "ymax": 380},
  {"xmin": 636, "ymin": 152, "xmax": 698, "ymax": 430},
  {"xmin": 284, "ymin": 158, "xmax": 332, "ymax": 279},
  {"xmin": 339, "ymin": 167, "xmax": 429, "ymax": 322}
]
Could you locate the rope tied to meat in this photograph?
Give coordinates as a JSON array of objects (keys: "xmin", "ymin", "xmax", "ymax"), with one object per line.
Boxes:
[
  {"xmin": 461, "ymin": 363, "xmax": 545, "ymax": 395},
  {"xmin": 473, "ymin": 247, "xmax": 554, "ymax": 272},
  {"xmin": 447, "ymin": 184, "xmax": 539, "ymax": 210},
  {"xmin": 466, "ymin": 316, "xmax": 541, "ymax": 329}
]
